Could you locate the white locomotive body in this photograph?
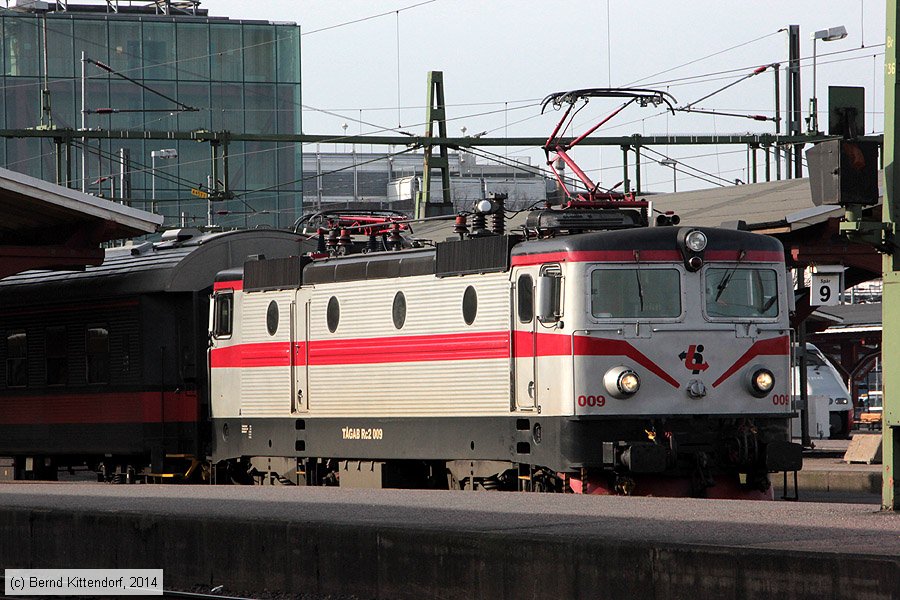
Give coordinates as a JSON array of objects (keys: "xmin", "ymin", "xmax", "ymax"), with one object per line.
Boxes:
[{"xmin": 209, "ymin": 225, "xmax": 800, "ymax": 497}]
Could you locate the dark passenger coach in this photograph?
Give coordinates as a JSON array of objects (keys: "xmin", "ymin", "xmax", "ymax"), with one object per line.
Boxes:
[{"xmin": 0, "ymin": 228, "xmax": 308, "ymax": 480}]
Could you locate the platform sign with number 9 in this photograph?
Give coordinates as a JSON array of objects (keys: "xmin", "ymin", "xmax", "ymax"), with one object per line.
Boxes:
[{"xmin": 810, "ymin": 266, "xmax": 844, "ymax": 307}]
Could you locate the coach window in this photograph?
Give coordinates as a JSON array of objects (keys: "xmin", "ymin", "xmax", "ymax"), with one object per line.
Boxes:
[
  {"xmin": 327, "ymin": 296, "xmax": 340, "ymax": 333},
  {"xmin": 462, "ymin": 286, "xmax": 478, "ymax": 325},
  {"xmin": 86, "ymin": 326, "xmax": 110, "ymax": 384},
  {"xmin": 517, "ymin": 274, "xmax": 534, "ymax": 323},
  {"xmin": 45, "ymin": 326, "xmax": 68, "ymax": 386},
  {"xmin": 213, "ymin": 293, "xmax": 233, "ymax": 338},
  {"xmin": 6, "ymin": 330, "xmax": 27, "ymax": 388}
]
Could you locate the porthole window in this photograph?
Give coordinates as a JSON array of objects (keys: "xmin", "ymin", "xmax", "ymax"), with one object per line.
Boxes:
[
  {"xmin": 462, "ymin": 285, "xmax": 477, "ymax": 325},
  {"xmin": 266, "ymin": 301, "xmax": 279, "ymax": 336},
  {"xmin": 327, "ymin": 296, "xmax": 340, "ymax": 333},
  {"xmin": 392, "ymin": 291, "xmax": 407, "ymax": 329}
]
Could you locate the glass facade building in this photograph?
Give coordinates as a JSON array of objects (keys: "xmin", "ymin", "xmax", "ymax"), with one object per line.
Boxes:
[{"xmin": 0, "ymin": 7, "xmax": 302, "ymax": 229}]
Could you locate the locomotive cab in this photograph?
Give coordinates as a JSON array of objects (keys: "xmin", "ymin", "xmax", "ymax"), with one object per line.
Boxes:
[{"xmin": 508, "ymin": 226, "xmax": 800, "ymax": 496}]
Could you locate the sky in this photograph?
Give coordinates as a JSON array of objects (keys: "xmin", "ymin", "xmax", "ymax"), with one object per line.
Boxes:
[{"xmin": 211, "ymin": 0, "xmax": 887, "ymax": 194}]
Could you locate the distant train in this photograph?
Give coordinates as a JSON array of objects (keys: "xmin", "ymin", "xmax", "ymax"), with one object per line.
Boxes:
[
  {"xmin": 792, "ymin": 343, "xmax": 852, "ymax": 439},
  {"xmin": 0, "ymin": 203, "xmax": 801, "ymax": 497}
]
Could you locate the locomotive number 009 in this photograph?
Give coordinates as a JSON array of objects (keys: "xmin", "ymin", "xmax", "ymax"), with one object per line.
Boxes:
[
  {"xmin": 577, "ymin": 394, "xmax": 606, "ymax": 408},
  {"xmin": 771, "ymin": 394, "xmax": 790, "ymax": 406}
]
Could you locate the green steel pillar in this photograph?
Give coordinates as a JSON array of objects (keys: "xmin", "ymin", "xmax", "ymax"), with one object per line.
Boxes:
[
  {"xmin": 415, "ymin": 71, "xmax": 453, "ymax": 219},
  {"xmin": 634, "ymin": 146, "xmax": 642, "ymax": 194},
  {"xmin": 883, "ymin": 0, "xmax": 899, "ymax": 511}
]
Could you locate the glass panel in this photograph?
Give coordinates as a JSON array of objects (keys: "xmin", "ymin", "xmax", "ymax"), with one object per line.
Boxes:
[
  {"xmin": 275, "ymin": 25, "xmax": 300, "ymax": 83},
  {"xmin": 176, "ymin": 82, "xmax": 209, "ymax": 131},
  {"xmin": 46, "ymin": 326, "xmax": 68, "ymax": 386},
  {"xmin": 591, "ymin": 268, "xmax": 681, "ymax": 318},
  {"xmin": 243, "ymin": 25, "xmax": 275, "ymax": 83},
  {"xmin": 46, "ymin": 19, "xmax": 74, "ymax": 78},
  {"xmin": 226, "ymin": 141, "xmax": 245, "ymax": 190},
  {"xmin": 244, "ymin": 141, "xmax": 276, "ymax": 189},
  {"xmin": 705, "ymin": 268, "xmax": 779, "ymax": 318},
  {"xmin": 142, "ymin": 21, "xmax": 176, "ymax": 80},
  {"xmin": 210, "ymin": 82, "xmax": 243, "ymax": 131},
  {"xmin": 245, "ymin": 83, "xmax": 276, "ymax": 134},
  {"xmin": 72, "ymin": 19, "xmax": 109, "ymax": 69},
  {"xmin": 517, "ymin": 274, "xmax": 534, "ymax": 323},
  {"xmin": 142, "ymin": 82, "xmax": 179, "ymax": 131},
  {"xmin": 6, "ymin": 139, "xmax": 42, "ymax": 178},
  {"xmin": 107, "ymin": 20, "xmax": 142, "ymax": 74},
  {"xmin": 4, "ymin": 17, "xmax": 39, "ymax": 76},
  {"xmin": 214, "ymin": 294, "xmax": 233, "ymax": 337},
  {"xmin": 86, "ymin": 326, "xmax": 109, "ymax": 384},
  {"xmin": 108, "ymin": 79, "xmax": 143, "ymax": 130},
  {"xmin": 176, "ymin": 22, "xmax": 210, "ymax": 80},
  {"xmin": 276, "ymin": 144, "xmax": 301, "ymax": 193},
  {"xmin": 48, "ymin": 79, "xmax": 75, "ymax": 128},
  {"xmin": 6, "ymin": 330, "xmax": 27, "ymax": 388},
  {"xmin": 115, "ymin": 139, "xmax": 148, "ymax": 200},
  {"xmin": 0, "ymin": 81, "xmax": 6, "ymax": 129},
  {"xmin": 0, "ymin": 17, "xmax": 5, "ymax": 75},
  {"xmin": 5, "ymin": 76, "xmax": 38, "ymax": 128},
  {"xmin": 210, "ymin": 24, "xmax": 242, "ymax": 82},
  {"xmin": 276, "ymin": 83, "xmax": 300, "ymax": 134},
  {"xmin": 173, "ymin": 140, "xmax": 206, "ymax": 199}
]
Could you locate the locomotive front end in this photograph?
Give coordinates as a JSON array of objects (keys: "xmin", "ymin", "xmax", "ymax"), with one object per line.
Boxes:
[{"xmin": 522, "ymin": 226, "xmax": 801, "ymax": 498}]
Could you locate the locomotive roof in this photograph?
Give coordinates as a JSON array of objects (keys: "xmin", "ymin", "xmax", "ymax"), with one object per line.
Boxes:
[
  {"xmin": 510, "ymin": 225, "xmax": 784, "ymax": 258},
  {"xmin": 220, "ymin": 226, "xmax": 784, "ymax": 289},
  {"xmin": 0, "ymin": 229, "xmax": 313, "ymax": 306}
]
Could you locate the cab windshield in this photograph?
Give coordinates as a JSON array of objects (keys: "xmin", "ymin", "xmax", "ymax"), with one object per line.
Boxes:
[
  {"xmin": 591, "ymin": 268, "xmax": 681, "ymax": 318},
  {"xmin": 705, "ymin": 267, "xmax": 778, "ymax": 318}
]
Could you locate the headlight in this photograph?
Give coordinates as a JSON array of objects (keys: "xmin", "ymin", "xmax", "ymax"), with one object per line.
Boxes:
[
  {"xmin": 750, "ymin": 368, "xmax": 775, "ymax": 396},
  {"xmin": 835, "ymin": 397, "xmax": 849, "ymax": 405},
  {"xmin": 619, "ymin": 371, "xmax": 640, "ymax": 394},
  {"xmin": 604, "ymin": 366, "xmax": 640, "ymax": 398},
  {"xmin": 685, "ymin": 230, "xmax": 708, "ymax": 252}
]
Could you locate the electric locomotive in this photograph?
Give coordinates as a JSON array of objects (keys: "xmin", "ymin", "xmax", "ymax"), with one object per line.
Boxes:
[{"xmin": 209, "ymin": 203, "xmax": 802, "ymax": 498}]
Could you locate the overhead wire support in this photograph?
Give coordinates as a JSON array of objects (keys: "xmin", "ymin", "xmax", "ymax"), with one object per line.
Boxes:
[
  {"xmin": 677, "ymin": 64, "xmax": 778, "ymax": 119},
  {"xmin": 677, "ymin": 107, "xmax": 776, "ymax": 122}
]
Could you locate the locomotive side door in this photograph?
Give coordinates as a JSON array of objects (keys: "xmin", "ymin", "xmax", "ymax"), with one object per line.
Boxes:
[
  {"xmin": 513, "ymin": 269, "xmax": 538, "ymax": 410},
  {"xmin": 291, "ymin": 295, "xmax": 309, "ymax": 412}
]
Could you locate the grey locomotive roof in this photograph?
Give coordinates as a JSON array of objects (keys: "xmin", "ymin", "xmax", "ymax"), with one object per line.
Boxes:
[
  {"xmin": 0, "ymin": 229, "xmax": 312, "ymax": 306},
  {"xmin": 510, "ymin": 225, "xmax": 783, "ymax": 257}
]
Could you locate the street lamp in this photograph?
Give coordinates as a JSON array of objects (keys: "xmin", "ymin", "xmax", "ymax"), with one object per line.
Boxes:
[
  {"xmin": 150, "ymin": 148, "xmax": 178, "ymax": 213},
  {"xmin": 659, "ymin": 158, "xmax": 677, "ymax": 193},
  {"xmin": 809, "ymin": 25, "xmax": 848, "ymax": 134}
]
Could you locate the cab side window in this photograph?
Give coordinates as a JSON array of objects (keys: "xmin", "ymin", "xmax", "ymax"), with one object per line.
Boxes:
[
  {"xmin": 213, "ymin": 293, "xmax": 233, "ymax": 338},
  {"xmin": 517, "ymin": 274, "xmax": 534, "ymax": 323}
]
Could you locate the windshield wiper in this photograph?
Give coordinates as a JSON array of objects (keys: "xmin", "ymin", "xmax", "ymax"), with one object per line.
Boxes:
[
  {"xmin": 714, "ymin": 249, "xmax": 746, "ymax": 302},
  {"xmin": 634, "ymin": 250, "xmax": 644, "ymax": 312}
]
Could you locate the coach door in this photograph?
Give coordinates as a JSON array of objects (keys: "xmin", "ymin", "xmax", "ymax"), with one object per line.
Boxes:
[
  {"xmin": 513, "ymin": 270, "xmax": 538, "ymax": 410},
  {"xmin": 291, "ymin": 296, "xmax": 309, "ymax": 413}
]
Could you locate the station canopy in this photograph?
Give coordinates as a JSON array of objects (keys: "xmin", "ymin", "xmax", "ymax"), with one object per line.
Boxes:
[{"xmin": 0, "ymin": 166, "xmax": 162, "ymax": 279}]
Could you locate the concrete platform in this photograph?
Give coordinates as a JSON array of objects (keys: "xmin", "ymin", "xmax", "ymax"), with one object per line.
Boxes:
[{"xmin": 0, "ymin": 484, "xmax": 896, "ymax": 599}]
